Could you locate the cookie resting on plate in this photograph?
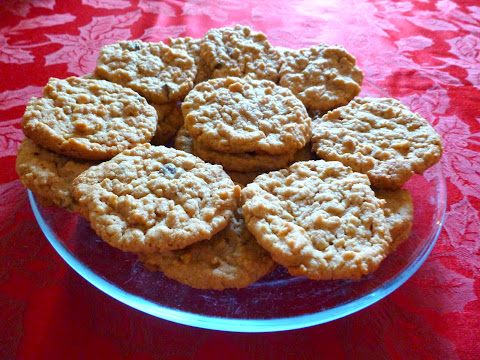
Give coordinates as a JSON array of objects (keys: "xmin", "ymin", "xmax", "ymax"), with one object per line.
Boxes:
[
  {"xmin": 139, "ymin": 206, "xmax": 275, "ymax": 290},
  {"xmin": 241, "ymin": 160, "xmax": 392, "ymax": 280},
  {"xmin": 199, "ymin": 25, "xmax": 283, "ymax": 83},
  {"xmin": 21, "ymin": 76, "xmax": 158, "ymax": 160},
  {"xmin": 72, "ymin": 144, "xmax": 241, "ymax": 254},
  {"xmin": 95, "ymin": 40, "xmax": 196, "ymax": 104},
  {"xmin": 279, "ymin": 44, "xmax": 363, "ymax": 111},
  {"xmin": 182, "ymin": 77, "xmax": 311, "ymax": 155},
  {"xmin": 311, "ymin": 97, "xmax": 443, "ymax": 189}
]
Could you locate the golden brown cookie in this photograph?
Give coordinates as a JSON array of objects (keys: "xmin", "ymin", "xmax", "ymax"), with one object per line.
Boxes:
[
  {"xmin": 311, "ymin": 97, "xmax": 443, "ymax": 189},
  {"xmin": 139, "ymin": 207, "xmax": 275, "ymax": 290},
  {"xmin": 241, "ymin": 160, "xmax": 392, "ymax": 280},
  {"xmin": 95, "ymin": 40, "xmax": 196, "ymax": 103},
  {"xmin": 182, "ymin": 77, "xmax": 311, "ymax": 155},
  {"xmin": 279, "ymin": 44, "xmax": 363, "ymax": 111},
  {"xmin": 72, "ymin": 144, "xmax": 241, "ymax": 254},
  {"xmin": 16, "ymin": 138, "xmax": 97, "ymax": 211},
  {"xmin": 169, "ymin": 36, "xmax": 211, "ymax": 84},
  {"xmin": 150, "ymin": 102, "xmax": 183, "ymax": 145},
  {"xmin": 375, "ymin": 188, "xmax": 413, "ymax": 251},
  {"xmin": 199, "ymin": 25, "xmax": 283, "ymax": 83},
  {"xmin": 21, "ymin": 77, "xmax": 158, "ymax": 161}
]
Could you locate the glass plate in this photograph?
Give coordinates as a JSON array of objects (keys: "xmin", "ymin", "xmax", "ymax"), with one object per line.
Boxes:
[{"xmin": 28, "ymin": 80, "xmax": 447, "ymax": 332}]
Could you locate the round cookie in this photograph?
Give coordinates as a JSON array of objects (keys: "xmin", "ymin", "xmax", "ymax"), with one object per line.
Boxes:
[
  {"xmin": 375, "ymin": 188, "xmax": 413, "ymax": 251},
  {"xmin": 15, "ymin": 138, "xmax": 97, "ymax": 211},
  {"xmin": 21, "ymin": 76, "xmax": 158, "ymax": 160},
  {"xmin": 279, "ymin": 44, "xmax": 363, "ymax": 111},
  {"xmin": 150, "ymin": 102, "xmax": 183, "ymax": 145},
  {"xmin": 95, "ymin": 40, "xmax": 196, "ymax": 103},
  {"xmin": 72, "ymin": 144, "xmax": 241, "ymax": 253},
  {"xmin": 200, "ymin": 25, "xmax": 283, "ymax": 83},
  {"xmin": 139, "ymin": 207, "xmax": 275, "ymax": 290},
  {"xmin": 241, "ymin": 160, "xmax": 392, "ymax": 280},
  {"xmin": 311, "ymin": 97, "xmax": 443, "ymax": 189},
  {"xmin": 182, "ymin": 77, "xmax": 311, "ymax": 155},
  {"xmin": 169, "ymin": 37, "xmax": 211, "ymax": 84}
]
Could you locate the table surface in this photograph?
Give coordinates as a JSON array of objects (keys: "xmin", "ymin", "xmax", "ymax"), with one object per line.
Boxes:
[{"xmin": 1, "ymin": 0, "xmax": 479, "ymax": 359}]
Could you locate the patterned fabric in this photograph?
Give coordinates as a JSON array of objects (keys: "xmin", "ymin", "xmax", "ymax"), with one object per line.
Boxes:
[{"xmin": 1, "ymin": 0, "xmax": 479, "ymax": 359}]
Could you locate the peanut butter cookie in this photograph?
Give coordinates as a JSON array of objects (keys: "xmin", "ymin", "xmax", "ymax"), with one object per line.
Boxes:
[
  {"xmin": 200, "ymin": 25, "xmax": 283, "ymax": 82},
  {"xmin": 182, "ymin": 77, "xmax": 311, "ymax": 155},
  {"xmin": 72, "ymin": 144, "xmax": 241, "ymax": 253},
  {"xmin": 241, "ymin": 160, "xmax": 392, "ymax": 280},
  {"xmin": 21, "ymin": 77, "xmax": 158, "ymax": 160},
  {"xmin": 311, "ymin": 98, "xmax": 443, "ymax": 189},
  {"xmin": 95, "ymin": 40, "xmax": 196, "ymax": 103},
  {"xmin": 16, "ymin": 138, "xmax": 97, "ymax": 211},
  {"xmin": 279, "ymin": 44, "xmax": 363, "ymax": 111},
  {"xmin": 139, "ymin": 207, "xmax": 275, "ymax": 290}
]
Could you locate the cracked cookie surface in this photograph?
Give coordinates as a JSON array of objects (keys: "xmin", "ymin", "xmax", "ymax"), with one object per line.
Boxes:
[
  {"xmin": 200, "ymin": 25, "xmax": 283, "ymax": 83},
  {"xmin": 241, "ymin": 160, "xmax": 392, "ymax": 280},
  {"xmin": 21, "ymin": 77, "xmax": 158, "ymax": 160},
  {"xmin": 16, "ymin": 138, "xmax": 97, "ymax": 211},
  {"xmin": 182, "ymin": 77, "xmax": 311, "ymax": 155},
  {"xmin": 72, "ymin": 144, "xmax": 241, "ymax": 253},
  {"xmin": 279, "ymin": 44, "xmax": 363, "ymax": 111},
  {"xmin": 311, "ymin": 97, "xmax": 443, "ymax": 189},
  {"xmin": 95, "ymin": 40, "xmax": 196, "ymax": 103},
  {"xmin": 139, "ymin": 206, "xmax": 275, "ymax": 290}
]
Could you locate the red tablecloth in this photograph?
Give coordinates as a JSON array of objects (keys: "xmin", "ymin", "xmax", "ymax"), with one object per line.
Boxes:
[{"xmin": 1, "ymin": 0, "xmax": 479, "ymax": 359}]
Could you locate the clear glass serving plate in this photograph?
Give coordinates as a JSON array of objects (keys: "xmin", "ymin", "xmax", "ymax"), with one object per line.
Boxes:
[{"xmin": 29, "ymin": 80, "xmax": 447, "ymax": 332}]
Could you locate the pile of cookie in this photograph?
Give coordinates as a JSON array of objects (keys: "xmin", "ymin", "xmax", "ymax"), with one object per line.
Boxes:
[{"xmin": 16, "ymin": 25, "xmax": 443, "ymax": 290}]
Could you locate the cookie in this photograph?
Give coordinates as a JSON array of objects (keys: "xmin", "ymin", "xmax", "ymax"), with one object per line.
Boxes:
[
  {"xmin": 72, "ymin": 144, "xmax": 241, "ymax": 253},
  {"xmin": 279, "ymin": 44, "xmax": 363, "ymax": 111},
  {"xmin": 21, "ymin": 76, "xmax": 158, "ymax": 160},
  {"xmin": 200, "ymin": 25, "xmax": 283, "ymax": 83},
  {"xmin": 169, "ymin": 36, "xmax": 211, "ymax": 84},
  {"xmin": 139, "ymin": 207, "xmax": 275, "ymax": 290},
  {"xmin": 375, "ymin": 188, "xmax": 413, "ymax": 251},
  {"xmin": 150, "ymin": 102, "xmax": 183, "ymax": 145},
  {"xmin": 182, "ymin": 77, "xmax": 311, "ymax": 155},
  {"xmin": 95, "ymin": 40, "xmax": 196, "ymax": 103},
  {"xmin": 241, "ymin": 160, "xmax": 392, "ymax": 280},
  {"xmin": 16, "ymin": 138, "xmax": 97, "ymax": 211},
  {"xmin": 311, "ymin": 97, "xmax": 443, "ymax": 189}
]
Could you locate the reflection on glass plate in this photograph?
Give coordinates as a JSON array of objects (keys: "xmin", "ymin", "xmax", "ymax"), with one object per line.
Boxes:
[{"xmin": 29, "ymin": 80, "xmax": 447, "ymax": 332}]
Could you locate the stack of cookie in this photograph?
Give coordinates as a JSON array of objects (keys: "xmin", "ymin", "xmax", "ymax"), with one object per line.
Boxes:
[
  {"xmin": 15, "ymin": 24, "xmax": 444, "ymax": 289},
  {"xmin": 179, "ymin": 76, "xmax": 312, "ymax": 182}
]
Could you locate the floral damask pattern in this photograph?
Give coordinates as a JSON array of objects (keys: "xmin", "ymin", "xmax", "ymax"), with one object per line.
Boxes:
[{"xmin": 0, "ymin": 0, "xmax": 479, "ymax": 359}]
